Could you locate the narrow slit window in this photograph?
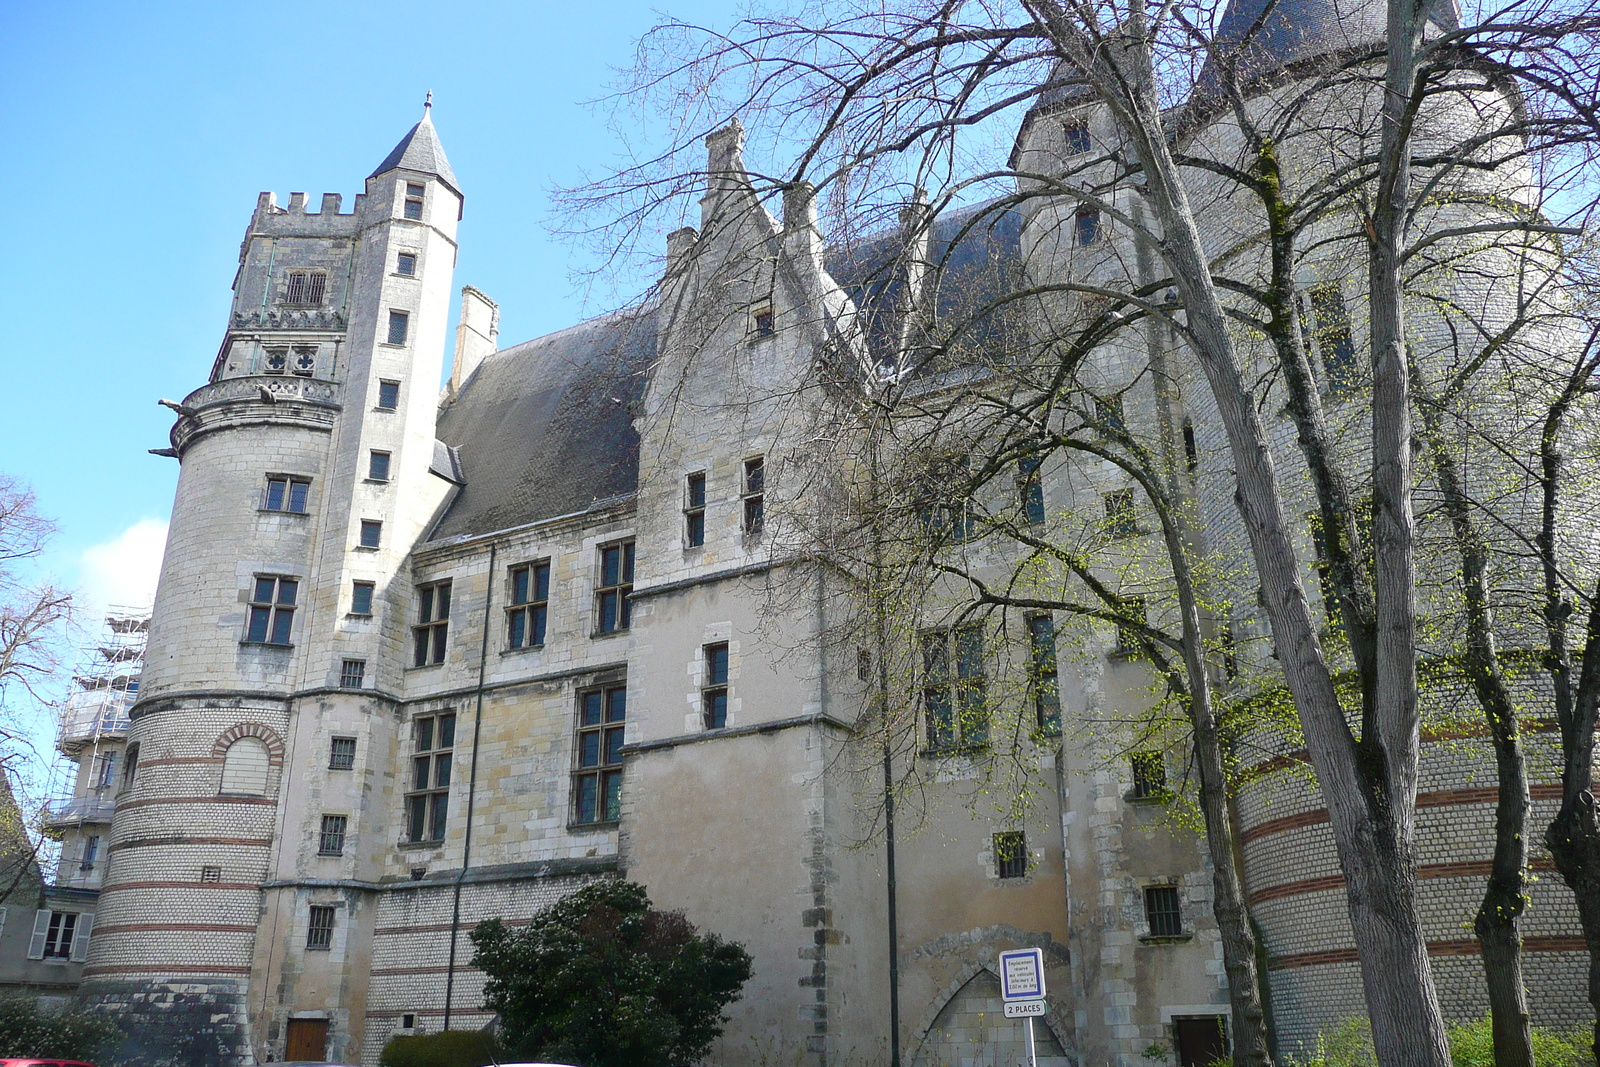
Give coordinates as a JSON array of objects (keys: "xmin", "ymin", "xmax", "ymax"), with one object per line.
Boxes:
[
  {"xmin": 412, "ymin": 580, "xmax": 451, "ymax": 667},
  {"xmin": 703, "ymin": 642, "xmax": 729, "ymax": 729},
  {"xmin": 743, "ymin": 457, "xmax": 765, "ymax": 537},
  {"xmin": 245, "ymin": 575, "xmax": 298, "ymax": 646},
  {"xmin": 596, "ymin": 542, "xmax": 634, "ymax": 634},
  {"xmin": 1183, "ymin": 422, "xmax": 1198, "ymax": 473},
  {"xmin": 685, "ymin": 471, "xmax": 707, "ymax": 548},
  {"xmin": 574, "ymin": 685, "xmax": 626, "ymax": 824},
  {"xmin": 1018, "ymin": 456, "xmax": 1045, "ymax": 525},
  {"xmin": 1029, "ymin": 616, "xmax": 1061, "ymax": 733},
  {"xmin": 508, "ymin": 561, "xmax": 550, "ymax": 649},
  {"xmin": 1309, "ymin": 284, "xmax": 1358, "ymax": 395}
]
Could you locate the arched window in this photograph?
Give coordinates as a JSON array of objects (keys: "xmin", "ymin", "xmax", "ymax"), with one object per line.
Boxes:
[{"xmin": 220, "ymin": 737, "xmax": 270, "ymax": 795}]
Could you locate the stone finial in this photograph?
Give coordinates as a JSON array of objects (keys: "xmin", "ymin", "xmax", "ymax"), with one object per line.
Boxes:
[{"xmin": 705, "ymin": 118, "xmax": 745, "ymax": 175}]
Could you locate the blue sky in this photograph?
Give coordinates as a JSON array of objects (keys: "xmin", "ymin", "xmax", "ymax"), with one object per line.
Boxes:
[{"xmin": 0, "ymin": 0, "xmax": 746, "ymax": 618}]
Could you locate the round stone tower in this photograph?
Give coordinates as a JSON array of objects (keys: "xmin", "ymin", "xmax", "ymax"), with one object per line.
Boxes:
[{"xmin": 83, "ymin": 103, "xmax": 464, "ymax": 1067}]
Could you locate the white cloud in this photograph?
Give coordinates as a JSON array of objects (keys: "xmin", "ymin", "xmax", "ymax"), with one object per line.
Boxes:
[{"xmin": 77, "ymin": 518, "xmax": 168, "ymax": 618}]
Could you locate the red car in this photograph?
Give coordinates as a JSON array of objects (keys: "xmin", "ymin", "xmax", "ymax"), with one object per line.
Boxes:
[{"xmin": 0, "ymin": 1061, "xmax": 99, "ymax": 1067}]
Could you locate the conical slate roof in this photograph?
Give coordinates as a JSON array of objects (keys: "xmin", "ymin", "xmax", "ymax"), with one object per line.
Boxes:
[{"xmin": 370, "ymin": 109, "xmax": 460, "ymax": 198}]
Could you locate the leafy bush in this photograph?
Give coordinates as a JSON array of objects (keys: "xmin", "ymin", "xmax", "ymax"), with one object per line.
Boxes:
[
  {"xmin": 471, "ymin": 879, "xmax": 753, "ymax": 1067},
  {"xmin": 1294, "ymin": 1016, "xmax": 1595, "ymax": 1067},
  {"xmin": 379, "ymin": 1028, "xmax": 505, "ymax": 1067},
  {"xmin": 0, "ymin": 995, "xmax": 121, "ymax": 1060}
]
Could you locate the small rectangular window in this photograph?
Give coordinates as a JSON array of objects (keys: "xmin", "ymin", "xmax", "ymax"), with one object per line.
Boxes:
[
  {"xmin": 318, "ymin": 814, "xmax": 348, "ymax": 856},
  {"xmin": 369, "ymin": 451, "xmax": 391, "ymax": 481},
  {"xmin": 507, "ymin": 561, "xmax": 551, "ymax": 649},
  {"xmin": 1095, "ymin": 395, "xmax": 1126, "ymax": 435},
  {"xmin": 350, "ymin": 580, "xmax": 375, "ymax": 616},
  {"xmin": 359, "ymin": 520, "xmax": 382, "ymax": 549},
  {"xmin": 123, "ymin": 743, "xmax": 139, "ymax": 788},
  {"xmin": 412, "ymin": 580, "xmax": 451, "ymax": 667},
  {"xmin": 1131, "ymin": 751, "xmax": 1168, "ymax": 799},
  {"xmin": 743, "ymin": 457, "xmax": 765, "ymax": 537},
  {"xmin": 396, "ymin": 252, "xmax": 417, "ymax": 276},
  {"xmin": 1075, "ymin": 208, "xmax": 1101, "ymax": 247},
  {"xmin": 329, "ymin": 737, "xmax": 357, "ymax": 771},
  {"xmin": 1183, "ymin": 422, "xmax": 1198, "ymax": 473},
  {"xmin": 574, "ymin": 685, "xmax": 626, "ymax": 824},
  {"xmin": 283, "ymin": 271, "xmax": 326, "ymax": 307},
  {"xmin": 80, "ymin": 835, "xmax": 99, "ymax": 872},
  {"xmin": 403, "ymin": 183, "xmax": 425, "ymax": 221},
  {"xmin": 994, "ymin": 831, "xmax": 1027, "ymax": 879},
  {"xmin": 1018, "ymin": 456, "xmax": 1045, "ymax": 525},
  {"xmin": 1064, "ymin": 120, "xmax": 1092, "ymax": 156},
  {"xmin": 245, "ymin": 575, "xmax": 298, "ymax": 646},
  {"xmin": 307, "ymin": 905, "xmax": 336, "ymax": 949},
  {"xmin": 406, "ymin": 712, "xmax": 455, "ymax": 842},
  {"xmin": 1028, "ymin": 616, "xmax": 1061, "ymax": 734},
  {"xmin": 200, "ymin": 864, "xmax": 222, "ymax": 883},
  {"xmin": 387, "ymin": 310, "xmax": 410, "ymax": 346},
  {"xmin": 1145, "ymin": 884, "xmax": 1183, "ymax": 937},
  {"xmin": 1309, "ymin": 284, "xmax": 1358, "ymax": 395},
  {"xmin": 1105, "ymin": 489, "xmax": 1137, "ymax": 537},
  {"xmin": 339, "ymin": 659, "xmax": 366, "ymax": 689},
  {"xmin": 685, "ymin": 471, "xmax": 707, "ymax": 548},
  {"xmin": 263, "ymin": 476, "xmax": 311, "ymax": 514},
  {"xmin": 1116, "ymin": 595, "xmax": 1148, "ymax": 655},
  {"xmin": 703, "ymin": 642, "xmax": 729, "ymax": 729},
  {"xmin": 922, "ymin": 625, "xmax": 987, "ymax": 750},
  {"xmin": 42, "ymin": 911, "xmax": 78, "ymax": 959},
  {"xmin": 377, "ymin": 379, "xmax": 401, "ymax": 411},
  {"xmin": 406, "ymin": 182, "xmax": 426, "ymax": 197},
  {"xmin": 752, "ymin": 305, "xmax": 774, "ymax": 337},
  {"xmin": 596, "ymin": 542, "xmax": 634, "ymax": 634},
  {"xmin": 92, "ymin": 752, "xmax": 118, "ymax": 789}
]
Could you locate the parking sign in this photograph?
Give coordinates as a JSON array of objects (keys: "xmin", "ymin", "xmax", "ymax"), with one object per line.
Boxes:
[{"xmin": 998, "ymin": 947, "xmax": 1046, "ymax": 1001}]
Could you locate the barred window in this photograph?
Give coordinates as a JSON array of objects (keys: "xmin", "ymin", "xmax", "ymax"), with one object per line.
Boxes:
[
  {"xmin": 339, "ymin": 659, "xmax": 366, "ymax": 689},
  {"xmin": 922, "ymin": 625, "xmax": 987, "ymax": 750},
  {"xmin": 595, "ymin": 542, "xmax": 634, "ymax": 634},
  {"xmin": 574, "ymin": 685, "xmax": 626, "ymax": 824},
  {"xmin": 406, "ymin": 712, "xmax": 454, "ymax": 842},
  {"xmin": 994, "ymin": 831, "xmax": 1026, "ymax": 879},
  {"xmin": 743, "ymin": 457, "xmax": 765, "ymax": 536},
  {"xmin": 703, "ymin": 642, "xmax": 729, "ymax": 729},
  {"xmin": 318, "ymin": 814, "xmax": 347, "ymax": 856},
  {"xmin": 1145, "ymin": 885, "xmax": 1183, "ymax": 937},
  {"xmin": 307, "ymin": 905, "xmax": 336, "ymax": 950},
  {"xmin": 200, "ymin": 865, "xmax": 222, "ymax": 883},
  {"xmin": 245, "ymin": 576, "xmax": 298, "ymax": 645},
  {"xmin": 283, "ymin": 271, "xmax": 326, "ymax": 307},
  {"xmin": 350, "ymin": 581, "xmax": 375, "ymax": 616},
  {"xmin": 1028, "ymin": 616, "xmax": 1061, "ymax": 733},
  {"xmin": 1131, "ymin": 752, "xmax": 1168, "ymax": 799},
  {"xmin": 685, "ymin": 472, "xmax": 706, "ymax": 548},
  {"xmin": 508, "ymin": 561, "xmax": 550, "ymax": 649},
  {"xmin": 263, "ymin": 476, "xmax": 310, "ymax": 514},
  {"xmin": 387, "ymin": 310, "xmax": 409, "ymax": 346},
  {"xmin": 412, "ymin": 581, "xmax": 451, "ymax": 666},
  {"xmin": 328, "ymin": 737, "xmax": 357, "ymax": 771}
]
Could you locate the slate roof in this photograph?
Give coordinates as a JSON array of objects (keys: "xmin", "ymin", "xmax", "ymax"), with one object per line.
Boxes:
[
  {"xmin": 371, "ymin": 113, "xmax": 461, "ymax": 199},
  {"xmin": 428, "ymin": 310, "xmax": 656, "ymax": 542}
]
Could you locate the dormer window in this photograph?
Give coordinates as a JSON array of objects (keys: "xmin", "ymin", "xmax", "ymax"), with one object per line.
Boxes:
[
  {"xmin": 283, "ymin": 271, "xmax": 326, "ymax": 306},
  {"xmin": 404, "ymin": 183, "xmax": 425, "ymax": 221}
]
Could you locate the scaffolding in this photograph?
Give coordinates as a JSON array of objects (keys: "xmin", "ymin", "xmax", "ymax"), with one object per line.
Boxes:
[{"xmin": 55, "ymin": 606, "xmax": 147, "ymax": 758}]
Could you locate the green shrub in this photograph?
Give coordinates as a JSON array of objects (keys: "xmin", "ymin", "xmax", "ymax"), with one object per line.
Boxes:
[
  {"xmin": 379, "ymin": 1028, "xmax": 505, "ymax": 1067},
  {"xmin": 0, "ymin": 995, "xmax": 121, "ymax": 1060},
  {"xmin": 1295, "ymin": 1015, "xmax": 1595, "ymax": 1067}
]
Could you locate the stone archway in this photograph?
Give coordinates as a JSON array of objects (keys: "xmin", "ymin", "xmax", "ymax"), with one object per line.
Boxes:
[{"xmin": 911, "ymin": 968, "xmax": 1073, "ymax": 1067}]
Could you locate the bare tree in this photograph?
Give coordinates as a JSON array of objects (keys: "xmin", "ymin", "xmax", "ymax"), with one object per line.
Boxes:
[{"xmin": 0, "ymin": 475, "xmax": 72, "ymax": 717}]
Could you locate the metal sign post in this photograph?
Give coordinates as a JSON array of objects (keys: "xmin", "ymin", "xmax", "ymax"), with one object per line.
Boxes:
[{"xmin": 998, "ymin": 948, "xmax": 1047, "ymax": 1067}]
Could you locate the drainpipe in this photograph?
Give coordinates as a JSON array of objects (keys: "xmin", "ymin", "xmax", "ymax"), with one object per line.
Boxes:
[
  {"xmin": 869, "ymin": 432, "xmax": 902, "ymax": 1067},
  {"xmin": 443, "ymin": 543, "xmax": 495, "ymax": 1029}
]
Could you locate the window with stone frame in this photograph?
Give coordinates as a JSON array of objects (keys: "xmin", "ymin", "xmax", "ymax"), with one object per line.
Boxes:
[
  {"xmin": 328, "ymin": 736, "xmax": 357, "ymax": 771},
  {"xmin": 751, "ymin": 303, "xmax": 775, "ymax": 337},
  {"xmin": 91, "ymin": 751, "xmax": 118, "ymax": 789},
  {"xmin": 1094, "ymin": 394, "xmax": 1126, "ymax": 435},
  {"xmin": 1144, "ymin": 884, "xmax": 1183, "ymax": 937},
  {"xmin": 406, "ymin": 712, "xmax": 454, "ymax": 843},
  {"xmin": 264, "ymin": 347, "xmax": 289, "ymax": 374},
  {"xmin": 573, "ymin": 684, "xmax": 626, "ymax": 824},
  {"xmin": 994, "ymin": 831, "xmax": 1027, "ymax": 879},
  {"xmin": 922, "ymin": 624, "xmax": 988, "ymax": 751},
  {"xmin": 377, "ymin": 379, "xmax": 401, "ymax": 411},
  {"xmin": 396, "ymin": 251, "xmax": 418, "ymax": 276},
  {"xmin": 742, "ymin": 457, "xmax": 765, "ymax": 537},
  {"xmin": 339, "ymin": 659, "xmax": 366, "ymax": 690},
  {"xmin": 1114, "ymin": 595, "xmax": 1148, "ymax": 656},
  {"xmin": 1075, "ymin": 208, "xmax": 1101, "ymax": 246},
  {"xmin": 1063, "ymin": 118, "xmax": 1092, "ymax": 156},
  {"xmin": 318, "ymin": 814, "xmax": 347, "ymax": 856},
  {"xmin": 1028, "ymin": 615, "xmax": 1061, "ymax": 734},
  {"xmin": 702, "ymin": 642, "xmax": 729, "ymax": 729},
  {"xmin": 263, "ymin": 475, "xmax": 310, "ymax": 514},
  {"xmin": 412, "ymin": 580, "xmax": 451, "ymax": 666},
  {"xmin": 684, "ymin": 471, "xmax": 707, "ymax": 548},
  {"xmin": 350, "ymin": 580, "xmax": 375, "ymax": 616},
  {"xmin": 507, "ymin": 560, "xmax": 550, "ymax": 649},
  {"xmin": 283, "ymin": 270, "xmax": 326, "ymax": 307},
  {"xmin": 245, "ymin": 575, "xmax": 298, "ymax": 646},
  {"xmin": 387, "ymin": 310, "xmax": 409, "ymax": 346},
  {"xmin": 1104, "ymin": 489, "xmax": 1138, "ymax": 537},
  {"xmin": 595, "ymin": 542, "xmax": 634, "ymax": 634},
  {"xmin": 79, "ymin": 835, "xmax": 99, "ymax": 872},
  {"xmin": 306, "ymin": 905, "xmax": 336, "ymax": 950},
  {"xmin": 1130, "ymin": 751, "xmax": 1168, "ymax": 799},
  {"xmin": 291, "ymin": 346, "xmax": 317, "ymax": 377},
  {"xmin": 403, "ymin": 182, "xmax": 425, "ymax": 220},
  {"xmin": 1307, "ymin": 284, "xmax": 1359, "ymax": 395},
  {"xmin": 1018, "ymin": 455, "xmax": 1046, "ymax": 525},
  {"xmin": 368, "ymin": 451, "xmax": 391, "ymax": 482}
]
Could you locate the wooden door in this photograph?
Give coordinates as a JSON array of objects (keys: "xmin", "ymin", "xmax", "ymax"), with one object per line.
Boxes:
[
  {"xmin": 285, "ymin": 1018, "xmax": 329, "ymax": 1062},
  {"xmin": 1173, "ymin": 1016, "xmax": 1228, "ymax": 1067}
]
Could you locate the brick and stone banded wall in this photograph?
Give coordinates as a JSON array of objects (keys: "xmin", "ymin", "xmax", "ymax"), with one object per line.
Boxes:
[
  {"xmin": 80, "ymin": 977, "xmax": 253, "ymax": 1067},
  {"xmin": 1235, "ymin": 722, "xmax": 1584, "ymax": 1055},
  {"xmin": 360, "ymin": 860, "xmax": 616, "ymax": 1065}
]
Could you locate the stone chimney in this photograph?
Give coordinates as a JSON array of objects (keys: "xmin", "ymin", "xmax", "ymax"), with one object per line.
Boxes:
[{"xmin": 449, "ymin": 286, "xmax": 499, "ymax": 399}]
